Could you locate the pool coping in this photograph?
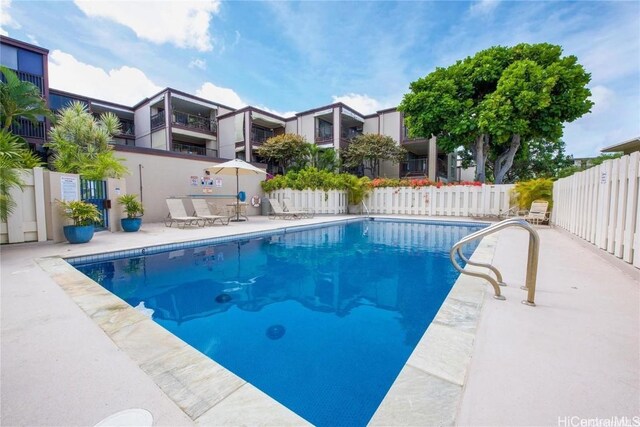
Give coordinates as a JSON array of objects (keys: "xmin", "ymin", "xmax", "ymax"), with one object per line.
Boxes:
[{"xmin": 35, "ymin": 217, "xmax": 497, "ymax": 426}]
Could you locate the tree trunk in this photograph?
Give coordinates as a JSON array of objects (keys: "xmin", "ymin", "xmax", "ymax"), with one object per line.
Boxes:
[
  {"xmin": 473, "ymin": 135, "xmax": 487, "ymax": 183},
  {"xmin": 493, "ymin": 134, "xmax": 521, "ymax": 184}
]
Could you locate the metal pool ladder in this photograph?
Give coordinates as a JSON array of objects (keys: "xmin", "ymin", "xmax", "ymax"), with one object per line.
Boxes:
[{"xmin": 450, "ymin": 218, "xmax": 540, "ymax": 306}]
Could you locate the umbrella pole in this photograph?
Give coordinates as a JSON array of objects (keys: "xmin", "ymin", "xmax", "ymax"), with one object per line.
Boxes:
[{"xmin": 236, "ymin": 169, "xmax": 240, "ymax": 221}]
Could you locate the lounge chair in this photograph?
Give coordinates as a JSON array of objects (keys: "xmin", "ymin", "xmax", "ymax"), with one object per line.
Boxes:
[
  {"xmin": 191, "ymin": 198, "xmax": 230, "ymax": 226},
  {"xmin": 282, "ymin": 198, "xmax": 314, "ymax": 218},
  {"xmin": 268, "ymin": 198, "xmax": 301, "ymax": 220},
  {"xmin": 523, "ymin": 200, "xmax": 549, "ymax": 225},
  {"xmin": 164, "ymin": 199, "xmax": 204, "ymax": 228}
]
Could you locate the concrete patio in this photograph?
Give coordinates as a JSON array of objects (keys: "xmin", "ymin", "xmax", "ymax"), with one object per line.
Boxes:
[{"xmin": 1, "ymin": 216, "xmax": 638, "ymax": 426}]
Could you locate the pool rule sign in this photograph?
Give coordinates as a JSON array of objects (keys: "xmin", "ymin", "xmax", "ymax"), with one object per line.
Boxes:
[{"xmin": 61, "ymin": 176, "xmax": 79, "ymax": 201}]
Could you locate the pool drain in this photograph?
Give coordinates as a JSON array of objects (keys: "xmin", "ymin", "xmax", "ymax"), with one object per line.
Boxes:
[
  {"xmin": 215, "ymin": 293, "xmax": 232, "ymax": 303},
  {"xmin": 266, "ymin": 324, "xmax": 286, "ymax": 340}
]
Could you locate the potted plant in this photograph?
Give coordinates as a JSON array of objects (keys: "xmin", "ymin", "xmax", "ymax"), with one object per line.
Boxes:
[
  {"xmin": 345, "ymin": 175, "xmax": 371, "ymax": 214},
  {"xmin": 58, "ymin": 200, "xmax": 102, "ymax": 244},
  {"xmin": 117, "ymin": 194, "xmax": 144, "ymax": 232}
]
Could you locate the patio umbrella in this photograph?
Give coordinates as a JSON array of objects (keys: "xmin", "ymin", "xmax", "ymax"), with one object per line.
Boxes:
[{"xmin": 205, "ymin": 159, "xmax": 267, "ymax": 222}]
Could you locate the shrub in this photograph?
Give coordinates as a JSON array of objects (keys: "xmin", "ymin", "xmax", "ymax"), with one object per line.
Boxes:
[{"xmin": 513, "ymin": 178, "xmax": 554, "ymax": 210}]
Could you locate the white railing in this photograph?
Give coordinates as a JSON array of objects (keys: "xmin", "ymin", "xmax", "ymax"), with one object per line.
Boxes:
[
  {"xmin": 268, "ymin": 184, "xmax": 513, "ymax": 217},
  {"xmin": 552, "ymin": 152, "xmax": 640, "ymax": 268},
  {"xmin": 268, "ymin": 189, "xmax": 348, "ymax": 214},
  {"xmin": 366, "ymin": 185, "xmax": 514, "ymax": 217}
]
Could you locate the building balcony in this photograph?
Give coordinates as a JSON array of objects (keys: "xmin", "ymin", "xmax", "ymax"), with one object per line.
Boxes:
[
  {"xmin": 10, "ymin": 117, "xmax": 45, "ymax": 139},
  {"xmin": 250, "ymin": 127, "xmax": 274, "ymax": 146},
  {"xmin": 172, "ymin": 142, "xmax": 218, "ymax": 158},
  {"xmin": 172, "ymin": 110, "xmax": 217, "ymax": 135},
  {"xmin": 1, "ymin": 69, "xmax": 44, "ymax": 94},
  {"xmin": 315, "ymin": 134, "xmax": 333, "ymax": 145},
  {"xmin": 150, "ymin": 112, "xmax": 165, "ymax": 130},
  {"xmin": 400, "ymin": 158, "xmax": 428, "ymax": 177}
]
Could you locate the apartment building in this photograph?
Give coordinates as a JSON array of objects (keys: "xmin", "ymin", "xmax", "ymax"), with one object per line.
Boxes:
[
  {"xmin": 0, "ymin": 36, "xmax": 49, "ymax": 149},
  {"xmin": 1, "ymin": 35, "xmax": 463, "ymax": 181}
]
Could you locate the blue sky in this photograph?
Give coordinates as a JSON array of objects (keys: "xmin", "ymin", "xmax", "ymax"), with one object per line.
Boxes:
[{"xmin": 1, "ymin": 0, "xmax": 638, "ymax": 157}]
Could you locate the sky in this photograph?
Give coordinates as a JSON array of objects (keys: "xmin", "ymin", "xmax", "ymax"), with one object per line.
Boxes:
[{"xmin": 0, "ymin": 0, "xmax": 638, "ymax": 157}]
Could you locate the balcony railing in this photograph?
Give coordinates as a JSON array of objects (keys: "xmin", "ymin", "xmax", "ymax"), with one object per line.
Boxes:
[
  {"xmin": 315, "ymin": 134, "xmax": 333, "ymax": 145},
  {"xmin": 1, "ymin": 69, "xmax": 44, "ymax": 94},
  {"xmin": 251, "ymin": 127, "xmax": 274, "ymax": 145},
  {"xmin": 119, "ymin": 119, "xmax": 135, "ymax": 136},
  {"xmin": 172, "ymin": 110, "xmax": 217, "ymax": 134},
  {"xmin": 150, "ymin": 112, "xmax": 165, "ymax": 130},
  {"xmin": 10, "ymin": 117, "xmax": 45, "ymax": 139},
  {"xmin": 172, "ymin": 142, "xmax": 218, "ymax": 158},
  {"xmin": 400, "ymin": 158, "xmax": 428, "ymax": 176}
]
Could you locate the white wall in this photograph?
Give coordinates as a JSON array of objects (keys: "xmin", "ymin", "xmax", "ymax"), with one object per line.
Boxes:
[
  {"xmin": 134, "ymin": 102, "xmax": 151, "ymax": 148},
  {"xmin": 363, "ymin": 116, "xmax": 378, "ymax": 134},
  {"xmin": 151, "ymin": 130, "xmax": 167, "ymax": 150},
  {"xmin": 299, "ymin": 114, "xmax": 315, "ymax": 143},
  {"xmin": 218, "ymin": 115, "xmax": 236, "ymax": 159},
  {"xmin": 118, "ymin": 151, "xmax": 267, "ymax": 223},
  {"xmin": 285, "ymin": 120, "xmax": 297, "ymax": 134}
]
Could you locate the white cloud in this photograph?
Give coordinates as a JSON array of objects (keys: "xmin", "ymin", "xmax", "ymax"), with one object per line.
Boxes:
[
  {"xmin": 256, "ymin": 106, "xmax": 296, "ymax": 119},
  {"xmin": 26, "ymin": 34, "xmax": 39, "ymax": 46},
  {"xmin": 74, "ymin": 0, "xmax": 220, "ymax": 52},
  {"xmin": 0, "ymin": 0, "xmax": 21, "ymax": 35},
  {"xmin": 589, "ymin": 85, "xmax": 615, "ymax": 115},
  {"xmin": 195, "ymin": 82, "xmax": 245, "ymax": 109},
  {"xmin": 469, "ymin": 0, "xmax": 500, "ymax": 16},
  {"xmin": 188, "ymin": 58, "xmax": 206, "ymax": 70},
  {"xmin": 48, "ymin": 50, "xmax": 162, "ymax": 106},
  {"xmin": 332, "ymin": 93, "xmax": 384, "ymax": 115}
]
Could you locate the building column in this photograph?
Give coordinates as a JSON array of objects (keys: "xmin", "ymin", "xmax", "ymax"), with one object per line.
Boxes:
[
  {"xmin": 428, "ymin": 136, "xmax": 437, "ymax": 181},
  {"xmin": 333, "ymin": 107, "xmax": 341, "ymax": 150},
  {"xmin": 244, "ymin": 111, "xmax": 251, "ymax": 161}
]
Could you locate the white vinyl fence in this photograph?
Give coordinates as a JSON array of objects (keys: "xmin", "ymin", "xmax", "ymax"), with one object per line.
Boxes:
[
  {"xmin": 0, "ymin": 167, "xmax": 47, "ymax": 244},
  {"xmin": 552, "ymin": 152, "xmax": 640, "ymax": 268},
  {"xmin": 269, "ymin": 184, "xmax": 514, "ymax": 217},
  {"xmin": 367, "ymin": 184, "xmax": 514, "ymax": 216},
  {"xmin": 268, "ymin": 189, "xmax": 348, "ymax": 214}
]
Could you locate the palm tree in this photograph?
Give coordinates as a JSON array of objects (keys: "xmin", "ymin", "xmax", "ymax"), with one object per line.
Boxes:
[{"xmin": 0, "ymin": 66, "xmax": 52, "ymax": 131}]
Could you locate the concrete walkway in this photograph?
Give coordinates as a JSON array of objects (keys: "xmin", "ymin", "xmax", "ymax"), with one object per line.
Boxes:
[
  {"xmin": 1, "ymin": 216, "xmax": 638, "ymax": 426},
  {"xmin": 457, "ymin": 227, "xmax": 639, "ymax": 425}
]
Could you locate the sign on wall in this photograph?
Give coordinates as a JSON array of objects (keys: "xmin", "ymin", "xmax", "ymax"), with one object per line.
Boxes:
[
  {"xmin": 60, "ymin": 176, "xmax": 79, "ymax": 201},
  {"xmin": 190, "ymin": 176, "xmax": 199, "ymax": 186}
]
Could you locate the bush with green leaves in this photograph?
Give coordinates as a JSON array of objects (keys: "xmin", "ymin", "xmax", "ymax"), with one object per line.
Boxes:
[
  {"xmin": 47, "ymin": 101, "xmax": 128, "ymax": 180},
  {"xmin": 57, "ymin": 200, "xmax": 102, "ymax": 226},
  {"xmin": 513, "ymin": 178, "xmax": 554, "ymax": 210},
  {"xmin": 117, "ymin": 194, "xmax": 144, "ymax": 218}
]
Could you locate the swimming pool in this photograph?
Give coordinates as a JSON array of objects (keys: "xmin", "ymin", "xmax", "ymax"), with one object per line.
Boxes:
[{"xmin": 74, "ymin": 219, "xmax": 483, "ymax": 426}]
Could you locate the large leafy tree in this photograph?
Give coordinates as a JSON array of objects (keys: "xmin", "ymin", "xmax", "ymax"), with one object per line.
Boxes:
[
  {"xmin": 341, "ymin": 133, "xmax": 406, "ymax": 177},
  {"xmin": 461, "ymin": 137, "xmax": 573, "ymax": 182},
  {"xmin": 46, "ymin": 101, "xmax": 128, "ymax": 180},
  {"xmin": 0, "ymin": 66, "xmax": 52, "ymax": 132},
  {"xmin": 399, "ymin": 43, "xmax": 593, "ymax": 183},
  {"xmin": 256, "ymin": 133, "xmax": 309, "ymax": 174}
]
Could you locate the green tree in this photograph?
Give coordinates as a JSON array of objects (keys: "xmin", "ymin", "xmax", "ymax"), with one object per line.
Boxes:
[
  {"xmin": 341, "ymin": 133, "xmax": 406, "ymax": 177},
  {"xmin": 46, "ymin": 101, "xmax": 128, "ymax": 179},
  {"xmin": 304, "ymin": 144, "xmax": 340, "ymax": 172},
  {"xmin": 256, "ymin": 133, "xmax": 308, "ymax": 174},
  {"xmin": 399, "ymin": 43, "xmax": 593, "ymax": 184},
  {"xmin": 0, "ymin": 129, "xmax": 43, "ymax": 221},
  {"xmin": 0, "ymin": 66, "xmax": 52, "ymax": 132}
]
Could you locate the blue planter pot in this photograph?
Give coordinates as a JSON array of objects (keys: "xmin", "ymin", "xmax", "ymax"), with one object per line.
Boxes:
[
  {"xmin": 63, "ymin": 225, "xmax": 95, "ymax": 244},
  {"xmin": 121, "ymin": 217, "xmax": 142, "ymax": 232}
]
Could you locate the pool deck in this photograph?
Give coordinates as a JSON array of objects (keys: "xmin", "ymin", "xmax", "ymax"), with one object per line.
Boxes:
[{"xmin": 1, "ymin": 215, "xmax": 638, "ymax": 426}]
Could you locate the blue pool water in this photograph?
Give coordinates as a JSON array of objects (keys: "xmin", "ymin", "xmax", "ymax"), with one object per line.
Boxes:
[{"xmin": 75, "ymin": 220, "xmax": 483, "ymax": 426}]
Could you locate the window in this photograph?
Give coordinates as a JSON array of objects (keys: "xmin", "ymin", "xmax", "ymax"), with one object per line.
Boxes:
[
  {"xmin": 0, "ymin": 44, "xmax": 18, "ymax": 69},
  {"xmin": 50, "ymin": 94, "xmax": 86, "ymax": 111},
  {"xmin": 17, "ymin": 49, "xmax": 43, "ymax": 75}
]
